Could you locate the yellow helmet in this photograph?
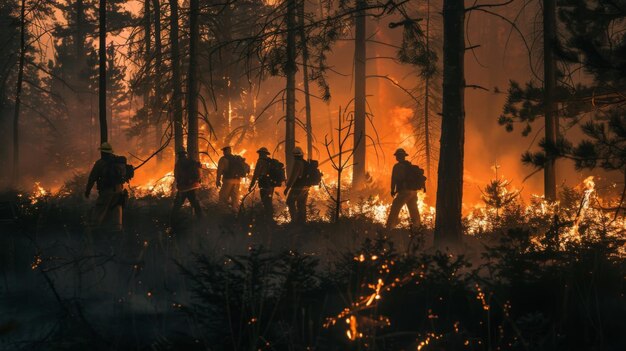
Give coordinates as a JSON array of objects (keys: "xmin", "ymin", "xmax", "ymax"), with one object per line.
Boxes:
[{"xmin": 99, "ymin": 142, "xmax": 114, "ymax": 154}]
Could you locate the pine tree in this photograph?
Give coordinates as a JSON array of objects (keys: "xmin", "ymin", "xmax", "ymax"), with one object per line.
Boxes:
[
  {"xmin": 434, "ymin": 0, "xmax": 465, "ymax": 247},
  {"xmin": 168, "ymin": 0, "xmax": 183, "ymax": 155},
  {"xmin": 352, "ymin": 0, "xmax": 366, "ymax": 188},
  {"xmin": 186, "ymin": 0, "xmax": 199, "ymax": 161}
]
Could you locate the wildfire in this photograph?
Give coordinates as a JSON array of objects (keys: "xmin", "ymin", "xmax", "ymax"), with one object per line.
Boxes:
[
  {"xmin": 565, "ymin": 176, "xmax": 596, "ymax": 241},
  {"xmin": 29, "ymin": 182, "xmax": 49, "ymax": 204},
  {"xmin": 132, "ymin": 171, "xmax": 175, "ymax": 198}
]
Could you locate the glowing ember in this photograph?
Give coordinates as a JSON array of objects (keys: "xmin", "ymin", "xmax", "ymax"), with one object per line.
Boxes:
[
  {"xmin": 29, "ymin": 182, "xmax": 49, "ymax": 204},
  {"xmin": 133, "ymin": 172, "xmax": 175, "ymax": 198}
]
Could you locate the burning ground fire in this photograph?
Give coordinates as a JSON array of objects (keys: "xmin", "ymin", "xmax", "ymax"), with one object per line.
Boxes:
[
  {"xmin": 29, "ymin": 182, "xmax": 49, "ymax": 204},
  {"xmin": 23, "ymin": 169, "xmax": 625, "ymax": 244},
  {"xmin": 12, "ymin": 173, "xmax": 626, "ymax": 347}
]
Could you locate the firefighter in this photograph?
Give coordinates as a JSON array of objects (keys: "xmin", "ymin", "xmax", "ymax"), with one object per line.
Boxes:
[
  {"xmin": 386, "ymin": 148, "xmax": 421, "ymax": 229},
  {"xmin": 171, "ymin": 150, "xmax": 204, "ymax": 219},
  {"xmin": 216, "ymin": 146, "xmax": 249, "ymax": 210},
  {"xmin": 249, "ymin": 147, "xmax": 277, "ymax": 219},
  {"xmin": 85, "ymin": 142, "xmax": 131, "ymax": 232},
  {"xmin": 284, "ymin": 147, "xmax": 309, "ymax": 224}
]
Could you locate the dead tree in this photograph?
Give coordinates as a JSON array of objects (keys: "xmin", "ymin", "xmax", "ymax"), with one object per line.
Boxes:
[{"xmin": 323, "ymin": 107, "xmax": 360, "ymax": 223}]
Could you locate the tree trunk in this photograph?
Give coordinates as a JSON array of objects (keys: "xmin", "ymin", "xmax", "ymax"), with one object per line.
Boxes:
[
  {"xmin": 75, "ymin": 0, "xmax": 86, "ymax": 62},
  {"xmin": 352, "ymin": 0, "xmax": 366, "ymax": 188},
  {"xmin": 298, "ymin": 0, "xmax": 313, "ymax": 160},
  {"xmin": 285, "ymin": 0, "xmax": 297, "ymax": 170},
  {"xmin": 12, "ymin": 0, "xmax": 26, "ymax": 185},
  {"xmin": 99, "ymin": 0, "xmax": 108, "ymax": 143},
  {"xmin": 186, "ymin": 0, "xmax": 199, "ymax": 161},
  {"xmin": 423, "ymin": 0, "xmax": 432, "ymax": 184},
  {"xmin": 169, "ymin": 0, "xmax": 183, "ymax": 156},
  {"xmin": 153, "ymin": 0, "xmax": 163, "ymax": 164},
  {"xmin": 143, "ymin": 0, "xmax": 151, "ymax": 151},
  {"xmin": 424, "ymin": 75, "xmax": 431, "ymax": 182},
  {"xmin": 543, "ymin": 0, "xmax": 557, "ymax": 201},
  {"xmin": 334, "ymin": 114, "xmax": 343, "ymax": 223},
  {"xmin": 434, "ymin": 0, "xmax": 465, "ymax": 247}
]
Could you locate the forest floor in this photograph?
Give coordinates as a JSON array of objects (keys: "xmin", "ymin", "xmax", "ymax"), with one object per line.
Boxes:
[
  {"xmin": 0, "ymin": 193, "xmax": 439, "ymax": 349},
  {"xmin": 0, "ymin": 190, "xmax": 623, "ymax": 350}
]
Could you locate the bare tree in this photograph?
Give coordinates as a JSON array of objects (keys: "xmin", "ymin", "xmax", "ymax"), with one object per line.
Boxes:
[{"xmin": 323, "ymin": 107, "xmax": 360, "ymax": 223}]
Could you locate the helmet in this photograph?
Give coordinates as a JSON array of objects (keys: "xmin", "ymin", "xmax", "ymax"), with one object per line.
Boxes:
[
  {"xmin": 99, "ymin": 142, "xmax": 114, "ymax": 154},
  {"xmin": 393, "ymin": 148, "xmax": 408, "ymax": 157},
  {"xmin": 221, "ymin": 145, "xmax": 232, "ymax": 151},
  {"xmin": 257, "ymin": 147, "xmax": 270, "ymax": 155},
  {"xmin": 292, "ymin": 147, "xmax": 304, "ymax": 156}
]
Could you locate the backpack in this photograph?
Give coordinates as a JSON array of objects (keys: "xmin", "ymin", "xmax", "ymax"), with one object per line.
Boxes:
[
  {"xmin": 265, "ymin": 158, "xmax": 285, "ymax": 187},
  {"xmin": 226, "ymin": 155, "xmax": 250, "ymax": 179},
  {"xmin": 103, "ymin": 155, "xmax": 134, "ymax": 186},
  {"xmin": 299, "ymin": 160, "xmax": 322, "ymax": 187},
  {"xmin": 405, "ymin": 164, "xmax": 426, "ymax": 191}
]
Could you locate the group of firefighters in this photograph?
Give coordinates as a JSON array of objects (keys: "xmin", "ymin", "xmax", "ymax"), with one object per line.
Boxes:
[{"xmin": 85, "ymin": 142, "xmax": 424, "ymax": 232}]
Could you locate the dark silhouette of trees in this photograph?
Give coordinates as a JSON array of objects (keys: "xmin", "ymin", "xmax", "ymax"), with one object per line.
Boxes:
[
  {"xmin": 168, "ymin": 0, "xmax": 183, "ymax": 156},
  {"xmin": 12, "ymin": 0, "xmax": 26, "ymax": 185},
  {"xmin": 434, "ymin": 0, "xmax": 465, "ymax": 247},
  {"xmin": 298, "ymin": 0, "xmax": 313, "ymax": 160},
  {"xmin": 186, "ymin": 0, "xmax": 199, "ymax": 161},
  {"xmin": 285, "ymin": 0, "xmax": 297, "ymax": 171},
  {"xmin": 543, "ymin": 0, "xmax": 558, "ymax": 201},
  {"xmin": 98, "ymin": 0, "xmax": 108, "ymax": 143},
  {"xmin": 153, "ymin": 0, "xmax": 164, "ymax": 164},
  {"xmin": 352, "ymin": 0, "xmax": 367, "ymax": 189}
]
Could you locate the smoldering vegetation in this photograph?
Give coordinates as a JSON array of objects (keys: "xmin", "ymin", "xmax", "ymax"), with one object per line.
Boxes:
[{"xmin": 1, "ymin": 180, "xmax": 625, "ymax": 351}]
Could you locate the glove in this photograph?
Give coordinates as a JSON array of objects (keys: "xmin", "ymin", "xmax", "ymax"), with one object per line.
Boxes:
[{"xmin": 84, "ymin": 191, "xmax": 90, "ymax": 199}]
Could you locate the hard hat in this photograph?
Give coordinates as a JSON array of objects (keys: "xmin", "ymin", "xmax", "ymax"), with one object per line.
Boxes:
[
  {"xmin": 221, "ymin": 145, "xmax": 232, "ymax": 151},
  {"xmin": 99, "ymin": 142, "xmax": 114, "ymax": 154},
  {"xmin": 393, "ymin": 148, "xmax": 408, "ymax": 156},
  {"xmin": 292, "ymin": 147, "xmax": 304, "ymax": 156},
  {"xmin": 257, "ymin": 147, "xmax": 270, "ymax": 155}
]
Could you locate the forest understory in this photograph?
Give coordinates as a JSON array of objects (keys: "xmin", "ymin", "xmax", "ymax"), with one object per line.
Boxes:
[{"xmin": 0, "ymin": 179, "xmax": 624, "ymax": 351}]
